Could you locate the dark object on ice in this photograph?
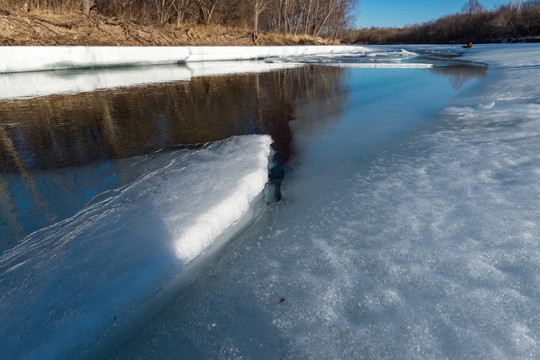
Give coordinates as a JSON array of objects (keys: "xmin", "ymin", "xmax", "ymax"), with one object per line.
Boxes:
[
  {"xmin": 462, "ymin": 42, "xmax": 473, "ymax": 48},
  {"xmin": 279, "ymin": 298, "xmax": 285, "ymax": 303},
  {"xmin": 267, "ymin": 151, "xmax": 284, "ymax": 203}
]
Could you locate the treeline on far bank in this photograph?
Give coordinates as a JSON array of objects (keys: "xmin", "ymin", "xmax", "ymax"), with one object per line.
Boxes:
[
  {"xmin": 348, "ymin": 1, "xmax": 540, "ymax": 44},
  {"xmin": 1, "ymin": 0, "xmax": 358, "ymax": 41}
]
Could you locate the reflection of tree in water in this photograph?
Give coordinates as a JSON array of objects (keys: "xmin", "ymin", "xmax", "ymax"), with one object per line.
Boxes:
[
  {"xmin": 430, "ymin": 63, "xmax": 487, "ymax": 89},
  {"xmin": 0, "ymin": 66, "xmax": 346, "ymax": 243},
  {"xmin": 0, "ymin": 66, "xmax": 345, "ymax": 174},
  {"xmin": 289, "ymin": 66, "xmax": 349, "ymax": 137}
]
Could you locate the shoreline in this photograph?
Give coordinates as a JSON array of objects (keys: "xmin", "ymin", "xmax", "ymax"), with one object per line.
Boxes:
[{"xmin": 0, "ymin": 45, "xmax": 364, "ymax": 73}]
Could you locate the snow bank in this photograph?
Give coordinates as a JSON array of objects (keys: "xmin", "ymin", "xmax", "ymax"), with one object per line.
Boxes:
[
  {"xmin": 0, "ymin": 45, "xmax": 366, "ymax": 74},
  {"xmin": 0, "ymin": 63, "xmax": 191, "ymax": 100},
  {"xmin": 0, "ymin": 60, "xmax": 302, "ymax": 100},
  {"xmin": 0, "ymin": 135, "xmax": 272, "ymax": 360}
]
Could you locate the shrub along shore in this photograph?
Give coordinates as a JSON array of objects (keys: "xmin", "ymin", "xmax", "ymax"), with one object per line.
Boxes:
[
  {"xmin": 0, "ymin": 0, "xmax": 356, "ymax": 46},
  {"xmin": 348, "ymin": 1, "xmax": 540, "ymax": 44},
  {"xmin": 1, "ymin": 1, "xmax": 538, "ymax": 46}
]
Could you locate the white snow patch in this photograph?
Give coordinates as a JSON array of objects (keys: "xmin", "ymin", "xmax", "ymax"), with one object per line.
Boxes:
[
  {"xmin": 0, "ymin": 45, "xmax": 368, "ymax": 74},
  {"xmin": 400, "ymin": 49, "xmax": 418, "ymax": 56}
]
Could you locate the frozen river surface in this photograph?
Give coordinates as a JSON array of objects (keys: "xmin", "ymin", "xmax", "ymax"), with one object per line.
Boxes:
[
  {"xmin": 1, "ymin": 45, "xmax": 539, "ymax": 359},
  {"xmin": 114, "ymin": 45, "xmax": 540, "ymax": 359}
]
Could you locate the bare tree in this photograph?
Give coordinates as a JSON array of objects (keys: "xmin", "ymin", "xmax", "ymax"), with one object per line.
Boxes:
[
  {"xmin": 510, "ymin": 0, "xmax": 524, "ymax": 9},
  {"xmin": 82, "ymin": 0, "xmax": 94, "ymax": 15},
  {"xmin": 251, "ymin": 0, "xmax": 272, "ymax": 33},
  {"xmin": 193, "ymin": 0, "xmax": 220, "ymax": 24},
  {"xmin": 277, "ymin": 0, "xmax": 293, "ymax": 34},
  {"xmin": 462, "ymin": 0, "xmax": 485, "ymax": 15},
  {"xmin": 312, "ymin": 0, "xmax": 336, "ymax": 37},
  {"xmin": 174, "ymin": 0, "xmax": 192, "ymax": 26},
  {"xmin": 152, "ymin": 0, "xmax": 176, "ymax": 23}
]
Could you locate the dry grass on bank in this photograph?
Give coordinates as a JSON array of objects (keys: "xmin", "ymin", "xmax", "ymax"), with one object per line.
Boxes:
[{"xmin": 0, "ymin": 6, "xmax": 336, "ymax": 46}]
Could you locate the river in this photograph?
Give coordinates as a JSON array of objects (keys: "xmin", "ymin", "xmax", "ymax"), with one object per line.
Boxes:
[{"xmin": 3, "ymin": 45, "xmax": 539, "ymax": 359}]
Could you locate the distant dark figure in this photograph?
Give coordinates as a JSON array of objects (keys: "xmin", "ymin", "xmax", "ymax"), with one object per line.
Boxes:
[{"xmin": 462, "ymin": 42, "xmax": 473, "ymax": 48}]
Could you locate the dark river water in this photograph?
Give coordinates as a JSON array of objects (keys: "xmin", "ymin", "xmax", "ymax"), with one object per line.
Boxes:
[{"xmin": 0, "ymin": 58, "xmax": 485, "ymax": 252}]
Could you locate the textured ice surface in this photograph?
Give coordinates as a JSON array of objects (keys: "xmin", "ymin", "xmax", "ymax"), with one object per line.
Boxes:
[
  {"xmin": 268, "ymin": 46, "xmax": 430, "ymax": 67},
  {"xmin": 0, "ymin": 135, "xmax": 272, "ymax": 360},
  {"xmin": 0, "ymin": 61, "xmax": 302, "ymax": 100},
  {"xmin": 0, "ymin": 45, "xmax": 366, "ymax": 73},
  {"xmin": 325, "ymin": 63, "xmax": 433, "ymax": 68},
  {"xmin": 112, "ymin": 45, "xmax": 540, "ymax": 359}
]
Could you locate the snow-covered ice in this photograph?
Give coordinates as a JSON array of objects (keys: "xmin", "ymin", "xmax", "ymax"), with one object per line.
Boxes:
[
  {"xmin": 0, "ymin": 135, "xmax": 272, "ymax": 359},
  {"xmin": 0, "ymin": 45, "xmax": 366, "ymax": 73},
  {"xmin": 325, "ymin": 62, "xmax": 433, "ymax": 68},
  {"xmin": 0, "ymin": 45, "xmax": 425, "ymax": 100},
  {"xmin": 1, "ymin": 44, "xmax": 539, "ymax": 360},
  {"xmin": 0, "ymin": 61, "xmax": 303, "ymax": 100},
  {"xmin": 111, "ymin": 44, "xmax": 540, "ymax": 359}
]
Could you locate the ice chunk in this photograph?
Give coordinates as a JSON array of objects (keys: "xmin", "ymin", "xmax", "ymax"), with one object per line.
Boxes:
[
  {"xmin": 400, "ymin": 49, "xmax": 418, "ymax": 56},
  {"xmin": 0, "ymin": 135, "xmax": 272, "ymax": 360}
]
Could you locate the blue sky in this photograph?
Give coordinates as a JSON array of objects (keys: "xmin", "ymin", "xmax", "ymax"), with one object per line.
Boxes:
[{"xmin": 355, "ymin": 0, "xmax": 508, "ymax": 28}]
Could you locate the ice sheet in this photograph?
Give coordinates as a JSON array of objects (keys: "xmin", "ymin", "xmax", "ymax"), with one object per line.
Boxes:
[
  {"xmin": 0, "ymin": 61, "xmax": 303, "ymax": 100},
  {"xmin": 325, "ymin": 63, "xmax": 433, "ymax": 68},
  {"xmin": 267, "ymin": 46, "xmax": 423, "ymax": 66},
  {"xmin": 111, "ymin": 44, "xmax": 540, "ymax": 359},
  {"xmin": 0, "ymin": 135, "xmax": 272, "ymax": 360},
  {"xmin": 0, "ymin": 45, "xmax": 367, "ymax": 73}
]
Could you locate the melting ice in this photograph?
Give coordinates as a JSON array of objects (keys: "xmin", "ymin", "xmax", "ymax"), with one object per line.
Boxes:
[
  {"xmin": 0, "ymin": 135, "xmax": 272, "ymax": 359},
  {"xmin": 1, "ymin": 44, "xmax": 539, "ymax": 360},
  {"xmin": 113, "ymin": 44, "xmax": 540, "ymax": 359}
]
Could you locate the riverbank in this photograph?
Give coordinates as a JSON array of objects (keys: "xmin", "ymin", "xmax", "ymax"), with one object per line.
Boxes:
[
  {"xmin": 0, "ymin": 44, "xmax": 363, "ymax": 73},
  {"xmin": 0, "ymin": 8, "xmax": 334, "ymax": 47}
]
